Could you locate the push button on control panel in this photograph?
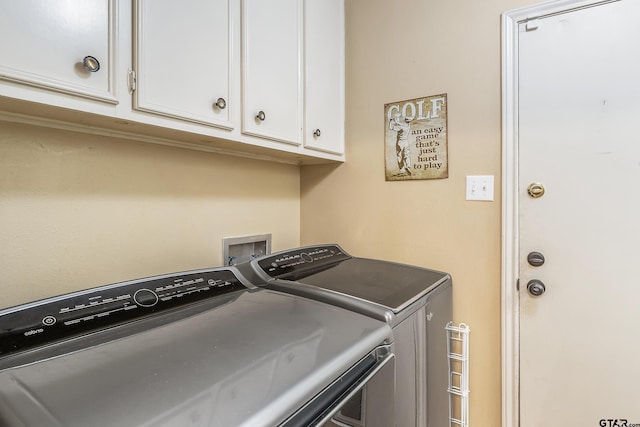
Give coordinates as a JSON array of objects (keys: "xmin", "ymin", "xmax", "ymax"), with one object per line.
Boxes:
[{"xmin": 42, "ymin": 316, "xmax": 57, "ymax": 326}]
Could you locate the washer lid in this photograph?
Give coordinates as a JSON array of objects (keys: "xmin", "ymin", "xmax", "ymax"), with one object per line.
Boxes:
[
  {"xmin": 0, "ymin": 289, "xmax": 391, "ymax": 427},
  {"xmin": 254, "ymin": 245, "xmax": 450, "ymax": 312}
]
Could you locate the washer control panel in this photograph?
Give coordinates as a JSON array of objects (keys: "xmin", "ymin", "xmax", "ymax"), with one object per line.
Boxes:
[
  {"xmin": 256, "ymin": 245, "xmax": 351, "ymax": 278},
  {"xmin": 0, "ymin": 268, "xmax": 246, "ymax": 356}
]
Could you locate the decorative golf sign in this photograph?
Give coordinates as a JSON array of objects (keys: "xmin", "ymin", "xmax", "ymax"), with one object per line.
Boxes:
[{"xmin": 384, "ymin": 94, "xmax": 448, "ymax": 181}]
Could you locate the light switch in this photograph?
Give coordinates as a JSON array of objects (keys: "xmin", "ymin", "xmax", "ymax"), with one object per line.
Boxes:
[{"xmin": 466, "ymin": 175, "xmax": 494, "ymax": 201}]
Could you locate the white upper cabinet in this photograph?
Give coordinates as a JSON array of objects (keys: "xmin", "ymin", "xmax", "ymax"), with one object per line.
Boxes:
[
  {"xmin": 303, "ymin": 0, "xmax": 345, "ymax": 155},
  {"xmin": 0, "ymin": 0, "xmax": 345, "ymax": 163},
  {"xmin": 241, "ymin": 0, "xmax": 303, "ymax": 145},
  {"xmin": 0, "ymin": 0, "xmax": 116, "ymax": 104},
  {"xmin": 133, "ymin": 0, "xmax": 234, "ymax": 129}
]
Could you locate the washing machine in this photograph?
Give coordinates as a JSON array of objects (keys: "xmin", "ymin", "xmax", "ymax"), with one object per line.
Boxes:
[
  {"xmin": 236, "ymin": 244, "xmax": 453, "ymax": 427},
  {"xmin": 0, "ymin": 266, "xmax": 396, "ymax": 426}
]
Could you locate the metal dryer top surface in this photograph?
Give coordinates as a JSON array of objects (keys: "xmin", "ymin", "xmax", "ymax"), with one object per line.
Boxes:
[{"xmin": 237, "ymin": 243, "xmax": 451, "ymax": 324}]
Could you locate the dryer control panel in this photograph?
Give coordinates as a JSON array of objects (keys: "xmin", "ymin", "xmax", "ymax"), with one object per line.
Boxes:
[
  {"xmin": 256, "ymin": 244, "xmax": 351, "ymax": 278},
  {"xmin": 0, "ymin": 268, "xmax": 247, "ymax": 357}
]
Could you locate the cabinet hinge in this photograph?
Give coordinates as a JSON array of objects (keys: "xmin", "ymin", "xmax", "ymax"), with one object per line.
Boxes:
[
  {"xmin": 127, "ymin": 69, "xmax": 137, "ymax": 93},
  {"xmin": 525, "ymin": 19, "xmax": 540, "ymax": 31},
  {"xmin": 516, "ymin": 278, "xmax": 520, "ymax": 291}
]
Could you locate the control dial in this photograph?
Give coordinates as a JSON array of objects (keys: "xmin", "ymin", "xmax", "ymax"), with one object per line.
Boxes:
[{"xmin": 134, "ymin": 289, "xmax": 159, "ymax": 307}]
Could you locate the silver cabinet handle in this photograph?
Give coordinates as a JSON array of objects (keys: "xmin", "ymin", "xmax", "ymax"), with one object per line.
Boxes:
[
  {"xmin": 215, "ymin": 98, "xmax": 227, "ymax": 109},
  {"xmin": 256, "ymin": 111, "xmax": 266, "ymax": 121},
  {"xmin": 313, "ymin": 129, "xmax": 321, "ymax": 138},
  {"xmin": 83, "ymin": 56, "xmax": 100, "ymax": 72}
]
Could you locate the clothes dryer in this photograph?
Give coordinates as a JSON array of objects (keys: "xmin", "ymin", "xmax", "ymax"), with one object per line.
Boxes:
[{"xmin": 237, "ymin": 244, "xmax": 453, "ymax": 427}]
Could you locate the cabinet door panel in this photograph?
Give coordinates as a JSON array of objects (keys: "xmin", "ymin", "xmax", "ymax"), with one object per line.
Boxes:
[
  {"xmin": 0, "ymin": 0, "xmax": 115, "ymax": 103},
  {"xmin": 304, "ymin": 0, "xmax": 344, "ymax": 155},
  {"xmin": 134, "ymin": 0, "xmax": 233, "ymax": 129},
  {"xmin": 241, "ymin": 0, "xmax": 302, "ymax": 145}
]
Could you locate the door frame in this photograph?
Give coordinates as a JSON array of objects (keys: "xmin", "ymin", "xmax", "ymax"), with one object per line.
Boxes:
[{"xmin": 500, "ymin": 1, "xmax": 619, "ymax": 426}]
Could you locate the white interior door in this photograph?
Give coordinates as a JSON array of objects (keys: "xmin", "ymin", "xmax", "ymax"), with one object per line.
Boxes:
[{"xmin": 518, "ymin": 1, "xmax": 640, "ymax": 425}]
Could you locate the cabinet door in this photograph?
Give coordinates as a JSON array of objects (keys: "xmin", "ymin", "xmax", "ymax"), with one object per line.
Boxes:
[
  {"xmin": 304, "ymin": 0, "xmax": 345, "ymax": 155},
  {"xmin": 0, "ymin": 0, "xmax": 116, "ymax": 103},
  {"xmin": 241, "ymin": 0, "xmax": 302, "ymax": 145},
  {"xmin": 134, "ymin": 0, "xmax": 233, "ymax": 129}
]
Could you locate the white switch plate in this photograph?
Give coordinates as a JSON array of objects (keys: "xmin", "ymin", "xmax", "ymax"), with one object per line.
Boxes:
[{"xmin": 466, "ymin": 175, "xmax": 494, "ymax": 201}]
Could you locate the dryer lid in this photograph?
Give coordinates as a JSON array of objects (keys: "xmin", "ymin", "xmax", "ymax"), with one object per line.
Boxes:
[{"xmin": 254, "ymin": 245, "xmax": 450, "ymax": 312}]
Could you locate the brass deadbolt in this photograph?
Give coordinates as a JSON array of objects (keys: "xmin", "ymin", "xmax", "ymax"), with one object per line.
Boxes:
[{"xmin": 527, "ymin": 182, "xmax": 545, "ymax": 198}]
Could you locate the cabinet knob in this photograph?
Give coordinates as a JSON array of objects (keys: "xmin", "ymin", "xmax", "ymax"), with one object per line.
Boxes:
[
  {"xmin": 256, "ymin": 111, "xmax": 266, "ymax": 121},
  {"xmin": 82, "ymin": 56, "xmax": 100, "ymax": 73},
  {"xmin": 313, "ymin": 129, "xmax": 321, "ymax": 138},
  {"xmin": 215, "ymin": 98, "xmax": 227, "ymax": 110}
]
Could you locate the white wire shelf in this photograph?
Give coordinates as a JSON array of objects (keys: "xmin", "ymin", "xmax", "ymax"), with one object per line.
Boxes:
[{"xmin": 446, "ymin": 322, "xmax": 470, "ymax": 427}]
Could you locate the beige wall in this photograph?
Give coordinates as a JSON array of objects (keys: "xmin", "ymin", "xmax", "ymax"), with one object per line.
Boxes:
[
  {"xmin": 0, "ymin": 121, "xmax": 300, "ymax": 309},
  {"xmin": 301, "ymin": 0, "xmax": 534, "ymax": 425}
]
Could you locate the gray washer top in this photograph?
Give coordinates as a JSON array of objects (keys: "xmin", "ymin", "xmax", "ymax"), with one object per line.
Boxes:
[{"xmin": 0, "ymin": 289, "xmax": 391, "ymax": 427}]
